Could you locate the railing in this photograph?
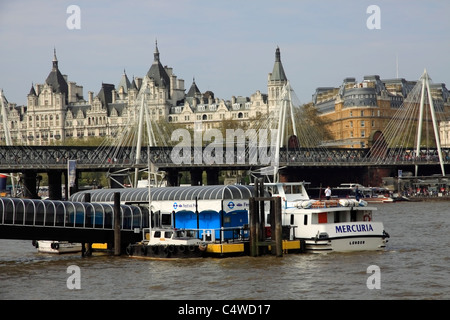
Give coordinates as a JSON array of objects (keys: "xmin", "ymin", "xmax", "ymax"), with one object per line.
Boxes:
[
  {"xmin": 0, "ymin": 145, "xmax": 449, "ymax": 169},
  {"xmin": 0, "ymin": 197, "xmax": 147, "ymax": 231}
]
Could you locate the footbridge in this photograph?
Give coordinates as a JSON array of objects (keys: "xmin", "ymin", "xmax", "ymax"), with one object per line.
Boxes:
[{"xmin": 1, "ymin": 145, "xmax": 449, "ymax": 171}]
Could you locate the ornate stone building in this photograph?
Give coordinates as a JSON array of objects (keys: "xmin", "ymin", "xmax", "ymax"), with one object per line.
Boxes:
[{"xmin": 2, "ymin": 44, "xmax": 293, "ymax": 146}]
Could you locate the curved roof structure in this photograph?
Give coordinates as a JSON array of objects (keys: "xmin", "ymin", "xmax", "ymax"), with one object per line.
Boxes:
[
  {"xmin": 70, "ymin": 185, "xmax": 260, "ymax": 203},
  {"xmin": 0, "ymin": 197, "xmax": 145, "ymax": 230}
]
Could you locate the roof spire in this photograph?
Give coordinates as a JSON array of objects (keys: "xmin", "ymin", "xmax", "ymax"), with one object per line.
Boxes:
[
  {"xmin": 52, "ymin": 47, "xmax": 58, "ymax": 70},
  {"xmin": 270, "ymin": 46, "xmax": 287, "ymax": 82},
  {"xmin": 154, "ymin": 39, "xmax": 160, "ymax": 62},
  {"xmin": 275, "ymin": 46, "xmax": 281, "ymax": 62}
]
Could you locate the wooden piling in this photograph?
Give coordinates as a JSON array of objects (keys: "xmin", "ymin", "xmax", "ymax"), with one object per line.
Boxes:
[
  {"xmin": 249, "ymin": 197, "xmax": 258, "ymax": 257},
  {"xmin": 273, "ymin": 196, "xmax": 283, "ymax": 257},
  {"xmin": 256, "ymin": 179, "xmax": 265, "ymax": 243},
  {"xmin": 114, "ymin": 192, "xmax": 121, "ymax": 256},
  {"xmin": 82, "ymin": 193, "xmax": 92, "ymax": 257}
]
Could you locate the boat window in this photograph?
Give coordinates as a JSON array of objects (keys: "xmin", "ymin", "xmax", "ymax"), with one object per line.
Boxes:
[
  {"xmin": 154, "ymin": 231, "xmax": 161, "ymax": 238},
  {"xmin": 351, "ymin": 211, "xmax": 357, "ymax": 222},
  {"xmin": 175, "ymin": 230, "xmax": 185, "ymax": 237},
  {"xmin": 161, "ymin": 213, "xmax": 171, "ymax": 225},
  {"xmin": 303, "ymin": 214, "xmax": 308, "ymax": 225},
  {"xmin": 334, "ymin": 212, "xmax": 340, "ymax": 223},
  {"xmin": 290, "ymin": 214, "xmax": 294, "ymax": 225},
  {"xmin": 164, "ymin": 231, "xmax": 173, "ymax": 238},
  {"xmin": 334, "ymin": 211, "xmax": 347, "ymax": 223},
  {"xmin": 318, "ymin": 212, "xmax": 327, "ymax": 224}
]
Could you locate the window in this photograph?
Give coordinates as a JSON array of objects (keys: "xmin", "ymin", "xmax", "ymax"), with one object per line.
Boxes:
[
  {"xmin": 318, "ymin": 212, "xmax": 327, "ymax": 224},
  {"xmin": 361, "ymin": 120, "xmax": 365, "ymax": 127},
  {"xmin": 303, "ymin": 215, "xmax": 308, "ymax": 225},
  {"xmin": 164, "ymin": 231, "xmax": 172, "ymax": 238}
]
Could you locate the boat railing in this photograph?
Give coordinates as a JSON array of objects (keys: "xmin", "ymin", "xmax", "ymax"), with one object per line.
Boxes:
[{"xmin": 292, "ymin": 198, "xmax": 368, "ymax": 209}]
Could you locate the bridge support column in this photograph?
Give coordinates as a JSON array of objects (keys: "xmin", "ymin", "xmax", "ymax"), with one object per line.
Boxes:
[
  {"xmin": 165, "ymin": 169, "xmax": 179, "ymax": 186},
  {"xmin": 48, "ymin": 170, "xmax": 63, "ymax": 200},
  {"xmin": 109, "ymin": 173, "xmax": 124, "ymax": 188},
  {"xmin": 20, "ymin": 171, "xmax": 40, "ymax": 199},
  {"xmin": 366, "ymin": 167, "xmax": 395, "ymax": 187},
  {"xmin": 206, "ymin": 168, "xmax": 219, "ymax": 185},
  {"xmin": 190, "ymin": 168, "xmax": 203, "ymax": 186}
]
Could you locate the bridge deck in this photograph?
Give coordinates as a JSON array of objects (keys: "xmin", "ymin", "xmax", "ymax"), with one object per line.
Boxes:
[{"xmin": 0, "ymin": 146, "xmax": 449, "ymax": 172}]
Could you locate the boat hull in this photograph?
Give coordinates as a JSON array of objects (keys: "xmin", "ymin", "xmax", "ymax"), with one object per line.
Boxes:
[
  {"xmin": 304, "ymin": 236, "xmax": 387, "ymax": 253},
  {"xmin": 36, "ymin": 241, "xmax": 82, "ymax": 254},
  {"xmin": 127, "ymin": 243, "xmax": 207, "ymax": 259}
]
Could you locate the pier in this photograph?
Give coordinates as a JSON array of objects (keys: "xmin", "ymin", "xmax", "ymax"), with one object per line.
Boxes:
[{"xmin": 0, "ymin": 192, "xmax": 145, "ymax": 254}]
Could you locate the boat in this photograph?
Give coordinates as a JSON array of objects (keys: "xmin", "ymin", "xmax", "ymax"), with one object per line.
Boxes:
[
  {"xmin": 364, "ymin": 194, "xmax": 394, "ymax": 203},
  {"xmin": 126, "ymin": 228, "xmax": 209, "ymax": 259},
  {"xmin": 263, "ymin": 182, "xmax": 390, "ymax": 252},
  {"xmin": 33, "ymin": 240, "xmax": 82, "ymax": 254}
]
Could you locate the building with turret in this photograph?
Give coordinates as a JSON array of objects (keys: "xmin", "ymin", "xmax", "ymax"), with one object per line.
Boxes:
[{"xmin": 2, "ymin": 44, "xmax": 292, "ymax": 146}]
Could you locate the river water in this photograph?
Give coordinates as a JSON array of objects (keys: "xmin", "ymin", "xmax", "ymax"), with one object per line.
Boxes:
[{"xmin": 0, "ymin": 201, "xmax": 448, "ymax": 301}]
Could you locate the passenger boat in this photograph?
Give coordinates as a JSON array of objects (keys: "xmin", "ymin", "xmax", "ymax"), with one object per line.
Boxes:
[
  {"xmin": 126, "ymin": 228, "xmax": 209, "ymax": 259},
  {"xmin": 264, "ymin": 182, "xmax": 390, "ymax": 252},
  {"xmin": 33, "ymin": 240, "xmax": 82, "ymax": 254}
]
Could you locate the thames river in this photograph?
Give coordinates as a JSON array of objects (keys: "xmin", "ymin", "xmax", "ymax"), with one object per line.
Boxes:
[{"xmin": 0, "ymin": 201, "xmax": 448, "ymax": 301}]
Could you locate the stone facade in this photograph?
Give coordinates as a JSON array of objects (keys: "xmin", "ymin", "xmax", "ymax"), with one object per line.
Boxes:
[
  {"xmin": 313, "ymin": 75, "xmax": 450, "ymax": 148},
  {"xmin": 2, "ymin": 44, "xmax": 292, "ymax": 146}
]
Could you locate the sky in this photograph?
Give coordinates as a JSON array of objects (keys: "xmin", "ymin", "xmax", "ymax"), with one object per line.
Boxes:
[{"xmin": 1, "ymin": 0, "xmax": 449, "ymax": 106}]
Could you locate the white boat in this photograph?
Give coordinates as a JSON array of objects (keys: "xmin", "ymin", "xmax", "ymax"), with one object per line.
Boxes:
[
  {"xmin": 365, "ymin": 194, "xmax": 394, "ymax": 203},
  {"xmin": 126, "ymin": 228, "xmax": 209, "ymax": 258},
  {"xmin": 34, "ymin": 240, "xmax": 82, "ymax": 254},
  {"xmin": 263, "ymin": 182, "xmax": 390, "ymax": 252}
]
